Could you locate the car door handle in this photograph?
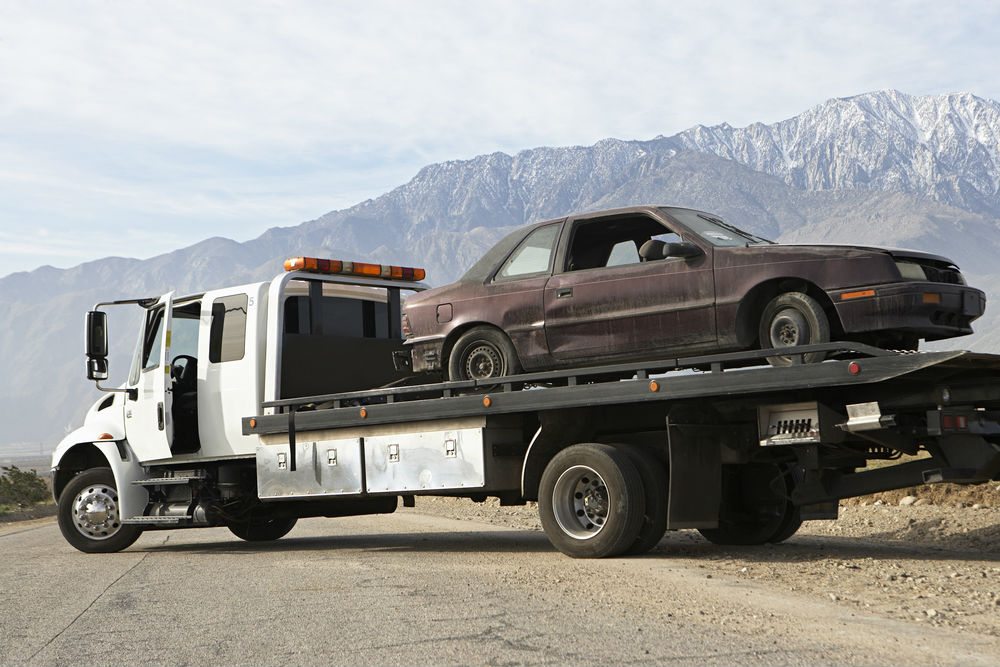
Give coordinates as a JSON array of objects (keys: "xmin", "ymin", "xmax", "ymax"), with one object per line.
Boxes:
[{"xmin": 556, "ymin": 288, "xmax": 573, "ymax": 299}]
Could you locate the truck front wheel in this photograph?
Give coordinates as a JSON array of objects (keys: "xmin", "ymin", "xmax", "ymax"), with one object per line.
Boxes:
[
  {"xmin": 57, "ymin": 467, "xmax": 143, "ymax": 553},
  {"xmin": 228, "ymin": 516, "xmax": 298, "ymax": 542},
  {"xmin": 538, "ymin": 443, "xmax": 645, "ymax": 558}
]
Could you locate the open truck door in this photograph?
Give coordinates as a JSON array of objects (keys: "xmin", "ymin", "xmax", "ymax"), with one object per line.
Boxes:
[{"xmin": 124, "ymin": 291, "xmax": 175, "ymax": 461}]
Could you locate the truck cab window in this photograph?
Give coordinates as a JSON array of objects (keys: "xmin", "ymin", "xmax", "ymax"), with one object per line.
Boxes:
[
  {"xmin": 209, "ymin": 295, "xmax": 248, "ymax": 363},
  {"xmin": 141, "ymin": 309, "xmax": 165, "ymax": 371}
]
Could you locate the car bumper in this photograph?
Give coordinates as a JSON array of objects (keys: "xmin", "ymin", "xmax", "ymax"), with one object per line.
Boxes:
[
  {"xmin": 406, "ymin": 338, "xmax": 445, "ymax": 373},
  {"xmin": 831, "ymin": 283, "xmax": 986, "ymax": 341}
]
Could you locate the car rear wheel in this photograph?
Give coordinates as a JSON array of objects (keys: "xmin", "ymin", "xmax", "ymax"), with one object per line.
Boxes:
[
  {"xmin": 447, "ymin": 326, "xmax": 522, "ymax": 382},
  {"xmin": 759, "ymin": 292, "xmax": 830, "ymax": 366}
]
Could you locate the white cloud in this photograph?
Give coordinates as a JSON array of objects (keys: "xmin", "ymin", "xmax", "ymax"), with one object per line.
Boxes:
[{"xmin": 0, "ymin": 0, "xmax": 998, "ymax": 274}]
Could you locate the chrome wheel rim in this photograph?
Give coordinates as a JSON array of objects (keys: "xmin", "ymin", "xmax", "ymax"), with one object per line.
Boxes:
[
  {"xmin": 464, "ymin": 343, "xmax": 503, "ymax": 380},
  {"xmin": 71, "ymin": 484, "xmax": 121, "ymax": 541},
  {"xmin": 551, "ymin": 465, "xmax": 609, "ymax": 540},
  {"xmin": 769, "ymin": 309, "xmax": 809, "ymax": 348}
]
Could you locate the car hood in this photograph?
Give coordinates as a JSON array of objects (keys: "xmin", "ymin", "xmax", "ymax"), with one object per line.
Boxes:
[{"xmin": 772, "ymin": 243, "xmax": 957, "ymax": 266}]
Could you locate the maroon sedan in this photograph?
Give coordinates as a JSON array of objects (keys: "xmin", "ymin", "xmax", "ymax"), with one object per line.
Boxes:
[{"xmin": 402, "ymin": 206, "xmax": 985, "ymax": 380}]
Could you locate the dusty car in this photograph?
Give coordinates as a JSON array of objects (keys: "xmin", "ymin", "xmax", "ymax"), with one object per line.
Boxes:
[{"xmin": 402, "ymin": 206, "xmax": 985, "ymax": 380}]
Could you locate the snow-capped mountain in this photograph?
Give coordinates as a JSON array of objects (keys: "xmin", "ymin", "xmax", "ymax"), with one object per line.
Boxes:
[
  {"xmin": 669, "ymin": 90, "xmax": 1000, "ymax": 217},
  {"xmin": 2, "ymin": 90, "xmax": 999, "ymax": 454}
]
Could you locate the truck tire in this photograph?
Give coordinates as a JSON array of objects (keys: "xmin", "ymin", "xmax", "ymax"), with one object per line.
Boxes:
[
  {"xmin": 759, "ymin": 292, "xmax": 830, "ymax": 366},
  {"xmin": 538, "ymin": 443, "xmax": 645, "ymax": 558},
  {"xmin": 57, "ymin": 467, "xmax": 143, "ymax": 554},
  {"xmin": 619, "ymin": 445, "xmax": 669, "ymax": 556},
  {"xmin": 228, "ymin": 516, "xmax": 298, "ymax": 542},
  {"xmin": 448, "ymin": 326, "xmax": 522, "ymax": 382},
  {"xmin": 697, "ymin": 463, "xmax": 797, "ymax": 546}
]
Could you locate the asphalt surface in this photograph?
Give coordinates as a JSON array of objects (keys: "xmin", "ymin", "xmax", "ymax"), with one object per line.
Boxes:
[{"xmin": 2, "ymin": 513, "xmax": 998, "ymax": 667}]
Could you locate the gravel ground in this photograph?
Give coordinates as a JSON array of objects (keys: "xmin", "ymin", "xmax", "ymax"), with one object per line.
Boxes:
[{"xmin": 404, "ymin": 496, "xmax": 1000, "ymax": 637}]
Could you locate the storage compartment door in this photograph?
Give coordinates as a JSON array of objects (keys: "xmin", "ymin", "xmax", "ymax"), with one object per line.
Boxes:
[{"xmin": 364, "ymin": 428, "xmax": 485, "ymax": 493}]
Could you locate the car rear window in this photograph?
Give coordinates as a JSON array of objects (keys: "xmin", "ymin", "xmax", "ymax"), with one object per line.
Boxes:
[{"xmin": 495, "ymin": 224, "xmax": 560, "ymax": 280}]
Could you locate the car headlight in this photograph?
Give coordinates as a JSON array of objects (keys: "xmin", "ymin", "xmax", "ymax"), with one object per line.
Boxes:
[{"xmin": 895, "ymin": 261, "xmax": 927, "ymax": 281}]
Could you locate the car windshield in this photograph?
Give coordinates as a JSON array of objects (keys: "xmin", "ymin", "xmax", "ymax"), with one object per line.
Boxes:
[{"xmin": 661, "ymin": 208, "xmax": 772, "ymax": 247}]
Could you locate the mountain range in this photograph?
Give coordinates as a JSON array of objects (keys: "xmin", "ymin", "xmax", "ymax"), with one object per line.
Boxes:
[{"xmin": 3, "ymin": 89, "xmax": 1000, "ymax": 454}]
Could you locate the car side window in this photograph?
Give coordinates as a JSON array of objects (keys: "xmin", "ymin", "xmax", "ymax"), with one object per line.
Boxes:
[
  {"xmin": 495, "ymin": 224, "xmax": 560, "ymax": 280},
  {"xmin": 567, "ymin": 214, "xmax": 683, "ymax": 271}
]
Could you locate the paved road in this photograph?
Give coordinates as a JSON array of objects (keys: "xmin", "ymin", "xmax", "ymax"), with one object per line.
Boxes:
[{"xmin": 1, "ymin": 513, "xmax": 998, "ymax": 666}]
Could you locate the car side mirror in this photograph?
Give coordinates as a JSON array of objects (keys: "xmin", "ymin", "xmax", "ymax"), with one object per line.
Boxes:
[
  {"xmin": 662, "ymin": 242, "xmax": 703, "ymax": 259},
  {"xmin": 85, "ymin": 310, "xmax": 109, "ymax": 381},
  {"xmin": 639, "ymin": 240, "xmax": 703, "ymax": 261}
]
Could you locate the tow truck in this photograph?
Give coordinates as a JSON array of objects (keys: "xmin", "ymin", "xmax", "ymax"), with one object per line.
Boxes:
[{"xmin": 53, "ymin": 257, "xmax": 1000, "ymax": 557}]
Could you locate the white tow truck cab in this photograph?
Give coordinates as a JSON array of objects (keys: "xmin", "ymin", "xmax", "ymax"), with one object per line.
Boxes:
[
  {"xmin": 52, "ymin": 258, "xmax": 426, "ymax": 551},
  {"xmin": 52, "ymin": 256, "xmax": 1000, "ymax": 558}
]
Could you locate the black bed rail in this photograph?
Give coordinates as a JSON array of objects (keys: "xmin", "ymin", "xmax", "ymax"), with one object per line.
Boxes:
[{"xmin": 262, "ymin": 341, "xmax": 897, "ymax": 414}]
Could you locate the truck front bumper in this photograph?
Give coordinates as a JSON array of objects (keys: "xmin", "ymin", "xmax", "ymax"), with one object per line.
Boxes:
[{"xmin": 831, "ymin": 282, "xmax": 986, "ymax": 341}]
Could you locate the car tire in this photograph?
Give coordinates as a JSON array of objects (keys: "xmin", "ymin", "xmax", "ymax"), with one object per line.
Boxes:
[
  {"xmin": 538, "ymin": 443, "xmax": 646, "ymax": 558},
  {"xmin": 759, "ymin": 292, "xmax": 830, "ymax": 366},
  {"xmin": 57, "ymin": 467, "xmax": 143, "ymax": 553},
  {"xmin": 447, "ymin": 326, "xmax": 522, "ymax": 382}
]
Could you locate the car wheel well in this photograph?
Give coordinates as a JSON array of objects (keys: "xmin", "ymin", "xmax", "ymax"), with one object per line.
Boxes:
[
  {"xmin": 53, "ymin": 443, "xmax": 109, "ymax": 501},
  {"xmin": 442, "ymin": 322, "xmax": 515, "ymax": 370},
  {"xmin": 737, "ymin": 279, "xmax": 844, "ymax": 347}
]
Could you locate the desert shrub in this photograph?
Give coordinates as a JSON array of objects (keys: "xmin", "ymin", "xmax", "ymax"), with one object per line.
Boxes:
[{"xmin": 0, "ymin": 466, "xmax": 49, "ymax": 507}]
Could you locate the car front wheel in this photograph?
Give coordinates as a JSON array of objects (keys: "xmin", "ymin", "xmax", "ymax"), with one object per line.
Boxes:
[
  {"xmin": 447, "ymin": 326, "xmax": 522, "ymax": 382},
  {"xmin": 759, "ymin": 292, "xmax": 830, "ymax": 366}
]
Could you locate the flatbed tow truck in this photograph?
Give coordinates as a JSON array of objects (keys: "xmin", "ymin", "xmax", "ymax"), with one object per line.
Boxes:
[{"xmin": 53, "ymin": 257, "xmax": 1000, "ymax": 558}]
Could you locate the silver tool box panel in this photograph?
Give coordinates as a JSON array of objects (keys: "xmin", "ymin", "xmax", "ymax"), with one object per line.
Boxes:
[
  {"xmin": 256, "ymin": 437, "xmax": 364, "ymax": 499},
  {"xmin": 364, "ymin": 427, "xmax": 485, "ymax": 493}
]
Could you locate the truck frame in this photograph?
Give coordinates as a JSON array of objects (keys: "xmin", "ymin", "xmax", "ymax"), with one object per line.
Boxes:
[{"xmin": 52, "ymin": 258, "xmax": 1000, "ymax": 558}]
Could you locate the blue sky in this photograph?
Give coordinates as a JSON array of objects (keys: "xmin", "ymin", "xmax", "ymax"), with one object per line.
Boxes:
[{"xmin": 2, "ymin": 0, "xmax": 999, "ymax": 276}]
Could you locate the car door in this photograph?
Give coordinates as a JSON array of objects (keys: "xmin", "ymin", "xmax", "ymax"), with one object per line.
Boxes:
[
  {"xmin": 124, "ymin": 292, "xmax": 174, "ymax": 461},
  {"xmin": 543, "ymin": 213, "xmax": 716, "ymax": 361}
]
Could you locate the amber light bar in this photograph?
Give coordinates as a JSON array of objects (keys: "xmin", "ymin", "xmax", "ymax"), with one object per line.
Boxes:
[{"xmin": 284, "ymin": 256, "xmax": 426, "ymax": 282}]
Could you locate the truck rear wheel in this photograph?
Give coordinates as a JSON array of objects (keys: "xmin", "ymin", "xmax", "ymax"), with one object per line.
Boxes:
[
  {"xmin": 619, "ymin": 445, "xmax": 669, "ymax": 556},
  {"xmin": 228, "ymin": 516, "xmax": 298, "ymax": 542},
  {"xmin": 57, "ymin": 467, "xmax": 143, "ymax": 554},
  {"xmin": 538, "ymin": 443, "xmax": 645, "ymax": 558},
  {"xmin": 697, "ymin": 463, "xmax": 798, "ymax": 546}
]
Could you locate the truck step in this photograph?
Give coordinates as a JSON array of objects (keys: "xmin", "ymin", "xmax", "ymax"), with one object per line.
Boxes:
[
  {"xmin": 122, "ymin": 515, "xmax": 191, "ymax": 524},
  {"xmin": 132, "ymin": 476, "xmax": 205, "ymax": 486}
]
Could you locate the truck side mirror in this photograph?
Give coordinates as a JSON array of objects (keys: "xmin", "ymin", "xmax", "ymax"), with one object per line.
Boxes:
[
  {"xmin": 85, "ymin": 310, "xmax": 109, "ymax": 381},
  {"xmin": 87, "ymin": 357, "xmax": 109, "ymax": 381}
]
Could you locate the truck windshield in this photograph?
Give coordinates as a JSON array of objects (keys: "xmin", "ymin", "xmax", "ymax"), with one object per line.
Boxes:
[{"xmin": 661, "ymin": 208, "xmax": 772, "ymax": 247}]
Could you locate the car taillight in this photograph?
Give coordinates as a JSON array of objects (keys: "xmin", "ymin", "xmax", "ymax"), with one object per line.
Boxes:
[{"xmin": 401, "ymin": 313, "xmax": 412, "ymax": 338}]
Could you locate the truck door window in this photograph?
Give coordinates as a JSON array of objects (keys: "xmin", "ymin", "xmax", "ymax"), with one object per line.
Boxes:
[
  {"xmin": 209, "ymin": 295, "xmax": 248, "ymax": 362},
  {"xmin": 141, "ymin": 309, "xmax": 165, "ymax": 371}
]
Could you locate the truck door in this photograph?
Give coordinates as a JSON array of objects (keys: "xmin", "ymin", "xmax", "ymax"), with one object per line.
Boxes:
[{"xmin": 124, "ymin": 292, "xmax": 174, "ymax": 462}]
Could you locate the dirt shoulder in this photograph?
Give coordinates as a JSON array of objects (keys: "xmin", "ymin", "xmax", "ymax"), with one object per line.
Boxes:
[
  {"xmin": 0, "ymin": 503, "xmax": 56, "ymax": 526},
  {"xmin": 403, "ymin": 496, "xmax": 1000, "ymax": 638}
]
